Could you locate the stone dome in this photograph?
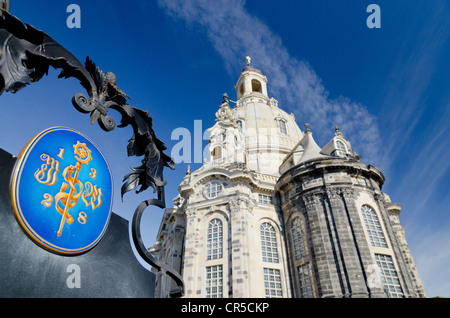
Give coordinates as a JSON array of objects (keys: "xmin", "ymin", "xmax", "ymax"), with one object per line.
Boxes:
[{"xmin": 231, "ymin": 62, "xmax": 303, "ymax": 176}]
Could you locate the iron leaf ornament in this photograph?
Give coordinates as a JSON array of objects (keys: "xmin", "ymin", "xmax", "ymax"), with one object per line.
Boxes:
[{"xmin": 0, "ymin": 9, "xmax": 183, "ymax": 297}]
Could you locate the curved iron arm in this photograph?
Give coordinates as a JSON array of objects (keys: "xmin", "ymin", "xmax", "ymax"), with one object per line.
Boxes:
[
  {"xmin": 0, "ymin": 9, "xmax": 184, "ymax": 297},
  {"xmin": 131, "ymin": 188, "xmax": 184, "ymax": 298}
]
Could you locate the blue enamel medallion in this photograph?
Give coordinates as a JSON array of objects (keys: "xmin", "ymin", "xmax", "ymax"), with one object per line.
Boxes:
[{"xmin": 11, "ymin": 127, "xmax": 113, "ymax": 255}]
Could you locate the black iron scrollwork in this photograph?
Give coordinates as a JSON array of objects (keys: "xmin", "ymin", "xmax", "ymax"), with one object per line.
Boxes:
[{"xmin": 0, "ymin": 9, "xmax": 184, "ymax": 297}]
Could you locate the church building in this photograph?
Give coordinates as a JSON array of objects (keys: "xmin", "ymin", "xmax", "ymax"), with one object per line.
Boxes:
[{"xmin": 152, "ymin": 58, "xmax": 427, "ymax": 298}]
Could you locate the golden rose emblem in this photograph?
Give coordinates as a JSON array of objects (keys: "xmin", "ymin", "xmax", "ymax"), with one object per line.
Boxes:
[{"xmin": 73, "ymin": 141, "xmax": 92, "ymax": 164}]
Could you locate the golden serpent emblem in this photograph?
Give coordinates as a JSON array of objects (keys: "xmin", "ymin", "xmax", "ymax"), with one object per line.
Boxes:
[{"xmin": 34, "ymin": 141, "xmax": 103, "ymax": 237}]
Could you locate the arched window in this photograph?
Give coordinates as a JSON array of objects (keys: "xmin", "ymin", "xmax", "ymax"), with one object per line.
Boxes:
[
  {"xmin": 236, "ymin": 120, "xmax": 243, "ymax": 132},
  {"xmin": 335, "ymin": 140, "xmax": 347, "ymax": 156},
  {"xmin": 239, "ymin": 83, "xmax": 244, "ymax": 96},
  {"xmin": 291, "ymin": 217, "xmax": 307, "ymax": 260},
  {"xmin": 336, "ymin": 140, "xmax": 346, "ymax": 151},
  {"xmin": 212, "ymin": 146, "xmax": 222, "ymax": 160},
  {"xmin": 361, "ymin": 205, "xmax": 387, "ymax": 248},
  {"xmin": 207, "ymin": 219, "xmax": 223, "ymax": 260},
  {"xmin": 260, "ymin": 223, "xmax": 279, "ymax": 263},
  {"xmin": 252, "ymin": 79, "xmax": 262, "ymax": 93}
]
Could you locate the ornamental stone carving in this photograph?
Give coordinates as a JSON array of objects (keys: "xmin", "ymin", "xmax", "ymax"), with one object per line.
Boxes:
[
  {"xmin": 325, "ymin": 188, "xmax": 342, "ymax": 204},
  {"xmin": 374, "ymin": 193, "xmax": 388, "ymax": 209},
  {"xmin": 185, "ymin": 208, "xmax": 196, "ymax": 219},
  {"xmin": 228, "ymin": 196, "xmax": 254, "ymax": 216},
  {"xmin": 341, "ymin": 187, "xmax": 356, "ymax": 200},
  {"xmin": 302, "ymin": 193, "xmax": 322, "ymax": 210}
]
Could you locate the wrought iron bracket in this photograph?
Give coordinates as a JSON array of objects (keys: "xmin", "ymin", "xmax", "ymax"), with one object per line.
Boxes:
[{"xmin": 0, "ymin": 9, "xmax": 184, "ymax": 297}]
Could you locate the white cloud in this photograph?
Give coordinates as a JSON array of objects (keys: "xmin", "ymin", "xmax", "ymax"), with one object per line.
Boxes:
[
  {"xmin": 156, "ymin": 0, "xmax": 382, "ymax": 165},
  {"xmin": 372, "ymin": 1, "xmax": 450, "ymax": 297},
  {"xmin": 156, "ymin": 0, "xmax": 449, "ymax": 203},
  {"xmin": 156, "ymin": 0, "xmax": 450, "ymax": 297},
  {"xmin": 397, "ymin": 122, "xmax": 450, "ymax": 219}
]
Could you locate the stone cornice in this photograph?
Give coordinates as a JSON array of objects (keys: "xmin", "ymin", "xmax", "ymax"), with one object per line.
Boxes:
[
  {"xmin": 179, "ymin": 165, "xmax": 277, "ymax": 198},
  {"xmin": 277, "ymin": 157, "xmax": 385, "ymax": 192}
]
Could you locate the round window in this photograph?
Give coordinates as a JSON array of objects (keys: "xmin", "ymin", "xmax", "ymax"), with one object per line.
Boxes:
[{"xmin": 205, "ymin": 181, "xmax": 223, "ymax": 199}]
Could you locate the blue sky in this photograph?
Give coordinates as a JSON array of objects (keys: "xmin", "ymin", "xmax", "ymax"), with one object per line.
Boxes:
[{"xmin": 1, "ymin": 0, "xmax": 449, "ymax": 297}]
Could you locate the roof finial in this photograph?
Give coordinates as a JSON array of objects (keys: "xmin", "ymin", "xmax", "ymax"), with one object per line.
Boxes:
[
  {"xmin": 222, "ymin": 93, "xmax": 229, "ymax": 104},
  {"xmin": 304, "ymin": 123, "xmax": 311, "ymax": 133},
  {"xmin": 246, "ymin": 56, "xmax": 252, "ymax": 66},
  {"xmin": 334, "ymin": 125, "xmax": 342, "ymax": 136}
]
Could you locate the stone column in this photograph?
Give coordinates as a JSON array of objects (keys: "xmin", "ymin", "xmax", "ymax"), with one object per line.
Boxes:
[
  {"xmin": 324, "ymin": 187, "xmax": 370, "ymax": 298},
  {"xmin": 228, "ymin": 197, "xmax": 252, "ymax": 297},
  {"xmin": 387, "ymin": 204, "xmax": 427, "ymax": 298},
  {"xmin": 181, "ymin": 208, "xmax": 198, "ymax": 297},
  {"xmin": 303, "ymin": 191, "xmax": 342, "ymax": 298},
  {"xmin": 168, "ymin": 212, "xmax": 186, "ymax": 294}
]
